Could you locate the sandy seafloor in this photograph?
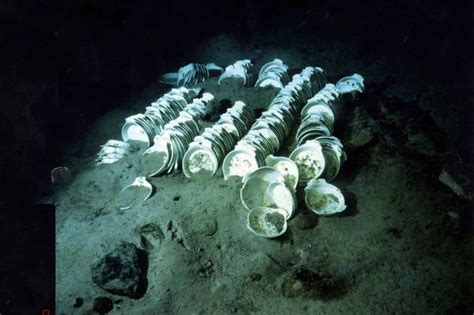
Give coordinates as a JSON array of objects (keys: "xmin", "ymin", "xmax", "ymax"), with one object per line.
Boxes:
[{"xmin": 41, "ymin": 33, "xmax": 473, "ymax": 314}]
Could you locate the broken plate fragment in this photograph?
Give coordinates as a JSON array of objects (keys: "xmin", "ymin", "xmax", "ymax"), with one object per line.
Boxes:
[
  {"xmin": 246, "ymin": 206, "xmax": 288, "ymax": 238},
  {"xmin": 117, "ymin": 176, "xmax": 153, "ymax": 210}
]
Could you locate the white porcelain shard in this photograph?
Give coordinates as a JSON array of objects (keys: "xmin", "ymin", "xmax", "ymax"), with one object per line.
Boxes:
[
  {"xmin": 117, "ymin": 176, "xmax": 153, "ymax": 210},
  {"xmin": 96, "ymin": 139, "xmax": 132, "ymax": 166},
  {"xmin": 160, "ymin": 63, "xmax": 223, "ymax": 87},
  {"xmin": 246, "ymin": 206, "xmax": 288, "ymax": 238},
  {"xmin": 304, "ymin": 178, "xmax": 346, "ymax": 215},
  {"xmin": 335, "ymin": 73, "xmax": 365, "ymax": 99}
]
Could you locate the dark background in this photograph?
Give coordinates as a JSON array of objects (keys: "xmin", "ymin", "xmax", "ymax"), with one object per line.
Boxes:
[{"xmin": 0, "ymin": 0, "xmax": 472, "ymax": 202}]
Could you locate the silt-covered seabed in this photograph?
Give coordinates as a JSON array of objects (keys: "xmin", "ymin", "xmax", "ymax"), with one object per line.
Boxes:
[{"xmin": 43, "ymin": 34, "xmax": 473, "ymax": 314}]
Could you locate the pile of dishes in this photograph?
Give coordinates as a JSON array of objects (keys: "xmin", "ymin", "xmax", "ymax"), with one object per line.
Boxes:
[
  {"xmin": 96, "ymin": 140, "xmax": 133, "ymax": 165},
  {"xmin": 241, "ymin": 166, "xmax": 296, "ymax": 238},
  {"xmin": 160, "ymin": 63, "xmax": 224, "ymax": 87},
  {"xmin": 140, "ymin": 93, "xmax": 216, "ymax": 177},
  {"xmin": 222, "ymin": 67, "xmax": 326, "ymax": 180},
  {"xmin": 218, "ymin": 59, "xmax": 257, "ymax": 87},
  {"xmin": 255, "ymin": 59, "xmax": 290, "ymax": 88},
  {"xmin": 121, "ymin": 87, "xmax": 201, "ymax": 146},
  {"xmin": 335, "ymin": 73, "xmax": 365, "ymax": 100},
  {"xmin": 182, "ymin": 101, "xmax": 256, "ymax": 177}
]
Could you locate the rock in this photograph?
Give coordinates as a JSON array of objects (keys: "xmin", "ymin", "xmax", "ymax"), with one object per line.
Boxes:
[
  {"xmin": 344, "ymin": 107, "xmax": 377, "ymax": 149},
  {"xmin": 91, "ymin": 242, "xmax": 148, "ymax": 299},
  {"xmin": 92, "ymin": 297, "xmax": 113, "ymax": 314},
  {"xmin": 293, "ymin": 213, "xmax": 318, "ymax": 230}
]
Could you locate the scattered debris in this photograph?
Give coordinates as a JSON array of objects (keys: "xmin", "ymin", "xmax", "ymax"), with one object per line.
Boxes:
[
  {"xmin": 139, "ymin": 223, "xmax": 165, "ymax": 251},
  {"xmin": 91, "ymin": 242, "xmax": 148, "ymax": 299},
  {"xmin": 167, "ymin": 221, "xmax": 189, "ymax": 250},
  {"xmin": 198, "ymin": 260, "xmax": 214, "ymax": 278}
]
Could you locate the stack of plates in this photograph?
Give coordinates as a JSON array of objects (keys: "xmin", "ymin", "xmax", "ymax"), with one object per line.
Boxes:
[
  {"xmin": 292, "ymin": 84, "xmax": 342, "ymax": 177},
  {"xmin": 218, "ymin": 59, "xmax": 257, "ymax": 87},
  {"xmin": 223, "ymin": 66, "xmax": 326, "ymax": 179},
  {"xmin": 96, "ymin": 140, "xmax": 132, "ymax": 165},
  {"xmin": 182, "ymin": 101, "xmax": 256, "ymax": 177},
  {"xmin": 317, "ymin": 136, "xmax": 346, "ymax": 181},
  {"xmin": 335, "ymin": 73, "xmax": 365, "ymax": 100},
  {"xmin": 176, "ymin": 63, "xmax": 210, "ymax": 86},
  {"xmin": 121, "ymin": 87, "xmax": 201, "ymax": 146},
  {"xmin": 160, "ymin": 63, "xmax": 224, "ymax": 87},
  {"xmin": 255, "ymin": 59, "xmax": 290, "ymax": 89},
  {"xmin": 140, "ymin": 93, "xmax": 216, "ymax": 177},
  {"xmin": 240, "ymin": 166, "xmax": 296, "ymax": 238}
]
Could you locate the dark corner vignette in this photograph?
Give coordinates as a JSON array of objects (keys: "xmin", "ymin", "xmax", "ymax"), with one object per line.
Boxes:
[{"xmin": 0, "ymin": 203, "xmax": 55, "ymax": 314}]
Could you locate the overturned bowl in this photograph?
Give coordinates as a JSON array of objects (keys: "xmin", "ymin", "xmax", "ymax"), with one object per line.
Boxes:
[
  {"xmin": 246, "ymin": 206, "xmax": 288, "ymax": 238},
  {"xmin": 304, "ymin": 178, "xmax": 346, "ymax": 215}
]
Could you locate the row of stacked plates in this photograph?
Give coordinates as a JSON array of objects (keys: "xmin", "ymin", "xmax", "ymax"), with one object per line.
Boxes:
[
  {"xmin": 222, "ymin": 66, "xmax": 327, "ymax": 180},
  {"xmin": 140, "ymin": 93, "xmax": 216, "ymax": 177},
  {"xmin": 182, "ymin": 101, "xmax": 256, "ymax": 177},
  {"xmin": 218, "ymin": 59, "xmax": 257, "ymax": 88},
  {"xmin": 96, "ymin": 140, "xmax": 133, "ymax": 165},
  {"xmin": 290, "ymin": 75, "xmax": 365, "ymax": 185},
  {"xmin": 121, "ymin": 87, "xmax": 201, "ymax": 147},
  {"xmin": 255, "ymin": 59, "xmax": 290, "ymax": 89}
]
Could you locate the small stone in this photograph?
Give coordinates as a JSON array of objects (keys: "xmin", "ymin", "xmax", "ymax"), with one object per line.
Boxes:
[{"xmin": 93, "ymin": 296, "xmax": 113, "ymax": 314}]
